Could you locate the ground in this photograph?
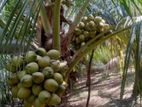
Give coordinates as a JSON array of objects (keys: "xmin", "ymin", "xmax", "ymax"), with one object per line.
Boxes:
[{"xmin": 67, "ymin": 67, "xmax": 140, "ymax": 107}]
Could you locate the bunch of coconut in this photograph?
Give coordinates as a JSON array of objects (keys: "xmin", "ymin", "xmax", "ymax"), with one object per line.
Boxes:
[
  {"xmin": 5, "ymin": 48, "xmax": 68, "ymax": 107},
  {"xmin": 72, "ymin": 15, "xmax": 110, "ymax": 50}
]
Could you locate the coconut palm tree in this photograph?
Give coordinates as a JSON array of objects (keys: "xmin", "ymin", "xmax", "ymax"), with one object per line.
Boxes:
[{"xmin": 0, "ymin": 0, "xmax": 142, "ymax": 106}]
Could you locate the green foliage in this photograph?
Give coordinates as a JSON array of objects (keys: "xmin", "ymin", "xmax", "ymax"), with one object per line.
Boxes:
[
  {"xmin": 93, "ymin": 45, "xmax": 111, "ymax": 64},
  {"xmin": 0, "ymin": 69, "xmax": 11, "ymax": 106},
  {"xmin": 2, "ymin": 0, "xmax": 22, "ymax": 20},
  {"xmin": 0, "ymin": 0, "xmax": 43, "ymax": 54}
]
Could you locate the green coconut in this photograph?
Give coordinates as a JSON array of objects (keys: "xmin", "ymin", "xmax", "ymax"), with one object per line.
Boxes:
[
  {"xmin": 44, "ymin": 79, "xmax": 59, "ymax": 92},
  {"xmin": 78, "ymin": 22, "xmax": 85, "ymax": 29},
  {"xmin": 83, "ymin": 31, "xmax": 89, "ymax": 38},
  {"xmin": 56, "ymin": 85, "xmax": 66, "ymax": 96},
  {"xmin": 79, "ymin": 34, "xmax": 85, "ymax": 42},
  {"xmin": 42, "ymin": 67, "xmax": 54, "ymax": 79},
  {"xmin": 32, "ymin": 72, "xmax": 44, "ymax": 84},
  {"xmin": 82, "ymin": 16, "xmax": 88, "ymax": 22},
  {"xmin": 21, "ymin": 74, "xmax": 32, "ymax": 88},
  {"xmin": 25, "ymin": 62, "xmax": 39, "ymax": 74},
  {"xmin": 50, "ymin": 60, "xmax": 60, "ymax": 72},
  {"xmin": 17, "ymin": 70, "xmax": 26, "ymax": 80},
  {"xmin": 5, "ymin": 63, "xmax": 16, "ymax": 73},
  {"xmin": 11, "ymin": 56, "xmax": 24, "ymax": 68},
  {"xmin": 7, "ymin": 74, "xmax": 19, "ymax": 86},
  {"xmin": 17, "ymin": 87, "xmax": 31, "ymax": 99},
  {"xmin": 38, "ymin": 90, "xmax": 51, "ymax": 104},
  {"xmin": 37, "ymin": 56, "xmax": 50, "ymax": 68},
  {"xmin": 74, "ymin": 28, "xmax": 82, "ymax": 35},
  {"xmin": 94, "ymin": 16, "xmax": 103, "ymax": 23},
  {"xmin": 47, "ymin": 93, "xmax": 61, "ymax": 106},
  {"xmin": 53, "ymin": 73, "xmax": 63, "ymax": 85},
  {"xmin": 87, "ymin": 15, "xmax": 94, "ymax": 21},
  {"xmin": 47, "ymin": 49, "xmax": 60, "ymax": 60},
  {"xmin": 34, "ymin": 98, "xmax": 45, "ymax": 107},
  {"xmin": 36, "ymin": 55, "xmax": 42, "ymax": 61},
  {"xmin": 32, "ymin": 85, "xmax": 43, "ymax": 96},
  {"xmin": 25, "ymin": 51, "xmax": 37, "ymax": 63},
  {"xmin": 36, "ymin": 48, "xmax": 47, "ymax": 56}
]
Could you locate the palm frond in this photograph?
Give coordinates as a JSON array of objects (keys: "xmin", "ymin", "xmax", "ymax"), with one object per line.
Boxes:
[
  {"xmin": 0, "ymin": 18, "xmax": 6, "ymax": 29},
  {"xmin": 0, "ymin": 0, "xmax": 7, "ymax": 12},
  {"xmin": 120, "ymin": 24, "xmax": 137, "ymax": 99},
  {"xmin": 0, "ymin": 0, "xmax": 43, "ymax": 54}
]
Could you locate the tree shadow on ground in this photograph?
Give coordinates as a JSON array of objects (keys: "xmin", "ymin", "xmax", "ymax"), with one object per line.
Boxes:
[{"xmin": 99, "ymin": 97, "xmax": 141, "ymax": 107}]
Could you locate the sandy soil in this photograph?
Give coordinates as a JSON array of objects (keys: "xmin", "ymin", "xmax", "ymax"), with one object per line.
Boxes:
[{"xmin": 67, "ymin": 68, "xmax": 140, "ymax": 107}]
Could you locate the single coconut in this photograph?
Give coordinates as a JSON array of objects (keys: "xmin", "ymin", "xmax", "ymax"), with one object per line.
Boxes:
[
  {"xmin": 7, "ymin": 74, "xmax": 19, "ymax": 86},
  {"xmin": 42, "ymin": 67, "xmax": 54, "ymax": 79},
  {"xmin": 44, "ymin": 79, "xmax": 59, "ymax": 92},
  {"xmin": 56, "ymin": 85, "xmax": 66, "ymax": 96},
  {"xmin": 47, "ymin": 94, "xmax": 61, "ymax": 106},
  {"xmin": 21, "ymin": 74, "xmax": 32, "ymax": 88},
  {"xmin": 47, "ymin": 49, "xmax": 60, "ymax": 60},
  {"xmin": 25, "ymin": 51, "xmax": 37, "ymax": 63},
  {"xmin": 38, "ymin": 90, "xmax": 51, "ymax": 104},
  {"xmin": 17, "ymin": 87, "xmax": 31, "ymax": 99},
  {"xmin": 53, "ymin": 73, "xmax": 63, "ymax": 85},
  {"xmin": 37, "ymin": 56, "xmax": 50, "ymax": 68},
  {"xmin": 17, "ymin": 70, "xmax": 26, "ymax": 80},
  {"xmin": 36, "ymin": 48, "xmax": 47, "ymax": 56},
  {"xmin": 25, "ymin": 62, "xmax": 39, "ymax": 74},
  {"xmin": 32, "ymin": 72, "xmax": 44, "ymax": 84}
]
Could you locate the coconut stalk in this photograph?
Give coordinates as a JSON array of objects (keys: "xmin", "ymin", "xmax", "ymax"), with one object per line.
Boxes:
[
  {"xmin": 53, "ymin": 0, "xmax": 62, "ymax": 51},
  {"xmin": 86, "ymin": 50, "xmax": 94, "ymax": 107}
]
